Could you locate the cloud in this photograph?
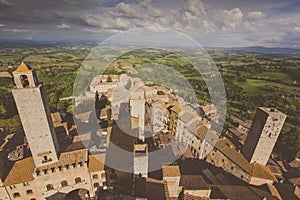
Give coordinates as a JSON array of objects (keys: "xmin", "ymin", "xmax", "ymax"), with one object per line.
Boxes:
[
  {"xmin": 2, "ymin": 28, "xmax": 28, "ymax": 32},
  {"xmin": 0, "ymin": 0, "xmax": 12, "ymax": 6},
  {"xmin": 180, "ymin": 0, "xmax": 206, "ymax": 16},
  {"xmin": 202, "ymin": 20, "xmax": 217, "ymax": 32},
  {"xmin": 0, "ymin": 0, "xmax": 12, "ymax": 10},
  {"xmin": 57, "ymin": 23, "xmax": 71, "ymax": 29},
  {"xmin": 247, "ymin": 11, "xmax": 265, "ymax": 20},
  {"xmin": 0, "ymin": 24, "xmax": 5, "ymax": 27},
  {"xmin": 221, "ymin": 8, "xmax": 243, "ymax": 31},
  {"xmin": 0, "ymin": 0, "xmax": 299, "ymax": 48},
  {"xmin": 116, "ymin": 0, "xmax": 162, "ymax": 18},
  {"xmin": 294, "ymin": 26, "xmax": 300, "ymax": 32}
]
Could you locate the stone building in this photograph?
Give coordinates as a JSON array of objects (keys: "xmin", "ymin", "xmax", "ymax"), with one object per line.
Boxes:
[
  {"xmin": 89, "ymin": 75, "xmax": 119, "ymax": 94},
  {"xmin": 242, "ymin": 107, "xmax": 287, "ymax": 165},
  {"xmin": 206, "ymin": 137, "xmax": 277, "ymax": 186},
  {"xmin": 0, "ymin": 62, "xmax": 107, "ymax": 200},
  {"xmin": 179, "ymin": 175, "xmax": 211, "ymax": 199},
  {"xmin": 149, "ymin": 101, "xmax": 169, "ymax": 133},
  {"xmin": 162, "ymin": 165, "xmax": 182, "ymax": 198},
  {"xmin": 175, "ymin": 110, "xmax": 211, "ymax": 159}
]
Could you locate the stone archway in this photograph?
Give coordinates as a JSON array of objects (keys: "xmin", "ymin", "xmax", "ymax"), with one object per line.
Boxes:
[{"xmin": 64, "ymin": 188, "xmax": 90, "ymax": 200}]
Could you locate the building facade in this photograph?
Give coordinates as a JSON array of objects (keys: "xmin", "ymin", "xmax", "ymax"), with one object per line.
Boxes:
[{"xmin": 0, "ymin": 63, "xmax": 108, "ymax": 200}]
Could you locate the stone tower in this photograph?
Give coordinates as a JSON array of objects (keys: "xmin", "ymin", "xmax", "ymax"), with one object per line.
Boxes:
[
  {"xmin": 130, "ymin": 88, "xmax": 145, "ymax": 142},
  {"xmin": 242, "ymin": 107, "xmax": 286, "ymax": 165},
  {"xmin": 133, "ymin": 143, "xmax": 148, "ymax": 178},
  {"xmin": 12, "ymin": 62, "xmax": 60, "ymax": 167}
]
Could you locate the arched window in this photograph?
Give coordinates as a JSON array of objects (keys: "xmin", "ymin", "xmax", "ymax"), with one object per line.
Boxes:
[
  {"xmin": 26, "ymin": 189, "xmax": 33, "ymax": 194},
  {"xmin": 93, "ymin": 182, "xmax": 99, "ymax": 188},
  {"xmin": 13, "ymin": 192, "xmax": 21, "ymax": 198},
  {"xmin": 46, "ymin": 184, "xmax": 54, "ymax": 191},
  {"xmin": 61, "ymin": 180, "xmax": 68, "ymax": 187},
  {"xmin": 20, "ymin": 75, "xmax": 29, "ymax": 88},
  {"xmin": 92, "ymin": 174, "xmax": 98, "ymax": 179},
  {"xmin": 75, "ymin": 177, "xmax": 81, "ymax": 184}
]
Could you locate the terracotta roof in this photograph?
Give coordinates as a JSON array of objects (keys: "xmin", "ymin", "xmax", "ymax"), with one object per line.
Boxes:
[
  {"xmin": 179, "ymin": 110, "xmax": 196, "ymax": 124},
  {"xmin": 14, "ymin": 62, "xmax": 33, "ymax": 73},
  {"xmin": 196, "ymin": 124, "xmax": 209, "ymax": 140},
  {"xmin": 180, "ymin": 175, "xmax": 209, "ymax": 190},
  {"xmin": 215, "ymin": 137, "xmax": 253, "ymax": 174},
  {"xmin": 215, "ymin": 137, "xmax": 277, "ymax": 182},
  {"xmin": 51, "ymin": 112, "xmax": 62, "ymax": 123},
  {"xmin": 146, "ymin": 177, "xmax": 170, "ymax": 200},
  {"xmin": 4, "ymin": 157, "xmax": 35, "ymax": 186},
  {"xmin": 200, "ymin": 104, "xmax": 216, "ymax": 115},
  {"xmin": 153, "ymin": 132, "xmax": 174, "ymax": 146},
  {"xmin": 251, "ymin": 163, "xmax": 277, "ymax": 182},
  {"xmin": 88, "ymin": 154, "xmax": 105, "ymax": 172},
  {"xmin": 210, "ymin": 185, "xmax": 278, "ymax": 200},
  {"xmin": 162, "ymin": 165, "xmax": 180, "ymax": 177},
  {"xmin": 230, "ymin": 116, "xmax": 252, "ymax": 130},
  {"xmin": 170, "ymin": 105, "xmax": 181, "ymax": 114},
  {"xmin": 227, "ymin": 127, "xmax": 247, "ymax": 141},
  {"xmin": 37, "ymin": 149, "xmax": 88, "ymax": 171},
  {"xmin": 135, "ymin": 177, "xmax": 170, "ymax": 199},
  {"xmin": 289, "ymin": 178, "xmax": 300, "ymax": 186}
]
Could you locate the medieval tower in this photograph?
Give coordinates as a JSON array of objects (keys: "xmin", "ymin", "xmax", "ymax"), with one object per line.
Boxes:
[
  {"xmin": 242, "ymin": 107, "xmax": 287, "ymax": 165},
  {"xmin": 12, "ymin": 62, "xmax": 60, "ymax": 167},
  {"xmin": 130, "ymin": 88, "xmax": 146, "ymax": 142}
]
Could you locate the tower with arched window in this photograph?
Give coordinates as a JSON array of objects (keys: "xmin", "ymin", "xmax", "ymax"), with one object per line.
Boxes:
[{"xmin": 12, "ymin": 62, "xmax": 60, "ymax": 167}]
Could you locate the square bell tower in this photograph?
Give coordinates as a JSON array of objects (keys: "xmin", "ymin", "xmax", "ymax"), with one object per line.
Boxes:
[{"xmin": 12, "ymin": 62, "xmax": 60, "ymax": 167}]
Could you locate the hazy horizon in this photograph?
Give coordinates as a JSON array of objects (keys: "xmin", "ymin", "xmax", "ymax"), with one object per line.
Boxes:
[{"xmin": 1, "ymin": 0, "xmax": 300, "ymax": 48}]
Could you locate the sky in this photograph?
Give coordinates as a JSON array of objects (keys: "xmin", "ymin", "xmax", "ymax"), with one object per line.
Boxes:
[{"xmin": 0, "ymin": 0, "xmax": 300, "ymax": 48}]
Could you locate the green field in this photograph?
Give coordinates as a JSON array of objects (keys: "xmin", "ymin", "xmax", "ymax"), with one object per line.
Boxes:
[
  {"xmin": 0, "ymin": 47, "xmax": 299, "ymax": 159},
  {"xmin": 236, "ymin": 79, "xmax": 300, "ymax": 96}
]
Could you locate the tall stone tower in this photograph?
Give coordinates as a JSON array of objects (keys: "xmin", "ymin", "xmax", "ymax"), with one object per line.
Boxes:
[
  {"xmin": 12, "ymin": 62, "xmax": 60, "ymax": 167},
  {"xmin": 130, "ymin": 88, "xmax": 145, "ymax": 142},
  {"xmin": 242, "ymin": 107, "xmax": 286, "ymax": 165},
  {"xmin": 133, "ymin": 143, "xmax": 148, "ymax": 178}
]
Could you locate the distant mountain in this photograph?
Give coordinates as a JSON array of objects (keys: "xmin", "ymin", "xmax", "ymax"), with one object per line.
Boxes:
[
  {"xmin": 1, "ymin": 40, "xmax": 300, "ymax": 55},
  {"xmin": 224, "ymin": 46, "xmax": 300, "ymax": 54},
  {"xmin": 0, "ymin": 39, "xmax": 98, "ymax": 48}
]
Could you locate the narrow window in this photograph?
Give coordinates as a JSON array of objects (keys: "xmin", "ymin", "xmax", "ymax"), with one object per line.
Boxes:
[
  {"xmin": 75, "ymin": 177, "xmax": 81, "ymax": 184},
  {"xmin": 26, "ymin": 189, "xmax": 33, "ymax": 194},
  {"xmin": 61, "ymin": 180, "xmax": 68, "ymax": 187},
  {"xmin": 92, "ymin": 174, "xmax": 98, "ymax": 180},
  {"xmin": 94, "ymin": 183, "xmax": 100, "ymax": 188},
  {"xmin": 46, "ymin": 184, "xmax": 54, "ymax": 191},
  {"xmin": 13, "ymin": 192, "xmax": 21, "ymax": 198}
]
